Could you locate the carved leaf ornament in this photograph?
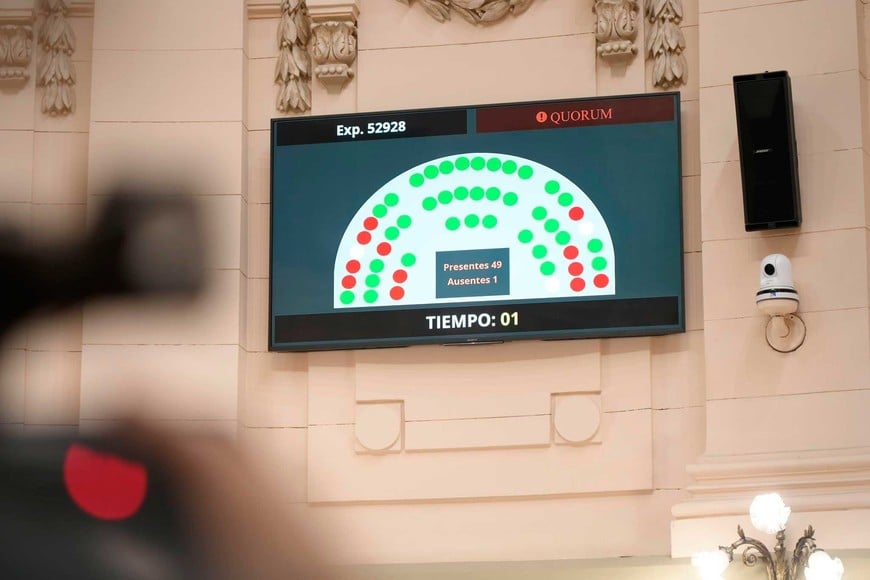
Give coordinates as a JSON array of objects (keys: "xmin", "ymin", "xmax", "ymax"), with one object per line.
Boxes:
[
  {"xmin": 645, "ymin": 0, "xmax": 686, "ymax": 88},
  {"xmin": 275, "ymin": 0, "xmax": 312, "ymax": 113},
  {"xmin": 37, "ymin": 0, "xmax": 77, "ymax": 115},
  {"xmin": 395, "ymin": 0, "xmax": 535, "ymax": 25}
]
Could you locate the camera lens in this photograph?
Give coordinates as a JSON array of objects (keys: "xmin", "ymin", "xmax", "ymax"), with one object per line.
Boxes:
[{"xmin": 764, "ymin": 263, "xmax": 776, "ymax": 276}]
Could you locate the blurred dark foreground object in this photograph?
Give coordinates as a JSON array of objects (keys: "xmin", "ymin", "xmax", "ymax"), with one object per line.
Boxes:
[
  {"xmin": 0, "ymin": 423, "xmax": 335, "ymax": 580},
  {"xmin": 0, "ymin": 187, "xmax": 204, "ymax": 578},
  {"xmin": 0, "ymin": 432, "xmax": 195, "ymax": 579},
  {"xmin": 0, "ymin": 186, "xmax": 336, "ymax": 579},
  {"xmin": 0, "ymin": 185, "xmax": 205, "ymax": 335}
]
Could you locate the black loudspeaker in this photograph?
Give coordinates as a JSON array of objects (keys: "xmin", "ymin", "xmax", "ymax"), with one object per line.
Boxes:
[{"xmin": 733, "ymin": 71, "xmax": 801, "ymax": 231}]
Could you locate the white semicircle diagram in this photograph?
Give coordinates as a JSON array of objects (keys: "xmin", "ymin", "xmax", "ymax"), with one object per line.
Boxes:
[{"xmin": 332, "ymin": 153, "xmax": 616, "ymax": 308}]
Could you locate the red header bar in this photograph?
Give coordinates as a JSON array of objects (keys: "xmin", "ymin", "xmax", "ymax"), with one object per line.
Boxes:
[{"xmin": 476, "ymin": 95, "xmax": 675, "ymax": 133}]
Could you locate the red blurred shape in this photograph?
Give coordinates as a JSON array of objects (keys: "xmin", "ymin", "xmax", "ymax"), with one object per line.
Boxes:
[{"xmin": 64, "ymin": 443, "xmax": 148, "ymax": 521}]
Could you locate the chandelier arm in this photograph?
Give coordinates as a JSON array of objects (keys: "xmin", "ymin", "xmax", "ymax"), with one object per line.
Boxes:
[
  {"xmin": 724, "ymin": 531, "xmax": 776, "ymax": 580},
  {"xmin": 789, "ymin": 526, "xmax": 817, "ymax": 580}
]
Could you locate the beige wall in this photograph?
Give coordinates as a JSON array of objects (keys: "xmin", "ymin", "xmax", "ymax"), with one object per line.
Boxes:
[{"xmin": 0, "ymin": 0, "xmax": 868, "ymax": 577}]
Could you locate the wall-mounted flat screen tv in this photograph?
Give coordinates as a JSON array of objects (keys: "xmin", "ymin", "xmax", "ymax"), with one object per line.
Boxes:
[{"xmin": 270, "ymin": 93, "xmax": 684, "ymax": 351}]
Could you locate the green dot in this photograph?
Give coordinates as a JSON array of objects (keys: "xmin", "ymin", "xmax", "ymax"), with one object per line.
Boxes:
[
  {"xmin": 532, "ymin": 244, "xmax": 548, "ymax": 259},
  {"xmin": 454, "ymin": 186, "xmax": 469, "ymax": 201},
  {"xmin": 384, "ymin": 193, "xmax": 399, "ymax": 207},
  {"xmin": 471, "ymin": 156, "xmax": 486, "ymax": 170},
  {"xmin": 370, "ymin": 259, "xmax": 384, "ymax": 273},
  {"xmin": 555, "ymin": 231, "xmax": 571, "ymax": 245},
  {"xmin": 364, "ymin": 290, "xmax": 378, "ymax": 304},
  {"xmin": 503, "ymin": 192, "xmax": 518, "ymax": 206},
  {"xmin": 410, "ymin": 173, "xmax": 424, "ymax": 187},
  {"xmin": 502, "ymin": 160, "xmax": 517, "ymax": 174},
  {"xmin": 588, "ymin": 238, "xmax": 604, "ymax": 253},
  {"xmin": 424, "ymin": 165, "xmax": 439, "ymax": 179},
  {"xmin": 385, "ymin": 226, "xmax": 400, "ymax": 240},
  {"xmin": 455, "ymin": 156, "xmax": 470, "ymax": 170},
  {"xmin": 373, "ymin": 204, "xmax": 388, "ymax": 218},
  {"xmin": 485, "ymin": 187, "xmax": 501, "ymax": 201},
  {"xmin": 486, "ymin": 157, "xmax": 502, "ymax": 171},
  {"xmin": 470, "ymin": 186, "xmax": 485, "ymax": 201},
  {"xmin": 446, "ymin": 217, "xmax": 461, "ymax": 231},
  {"xmin": 518, "ymin": 229, "xmax": 533, "ymax": 244},
  {"xmin": 532, "ymin": 206, "xmax": 547, "ymax": 220},
  {"xmin": 397, "ymin": 215, "xmax": 412, "ymax": 229},
  {"xmin": 464, "ymin": 214, "xmax": 480, "ymax": 228},
  {"xmin": 439, "ymin": 160, "xmax": 454, "ymax": 175},
  {"xmin": 544, "ymin": 218, "xmax": 559, "ymax": 233},
  {"xmin": 518, "ymin": 165, "xmax": 533, "ymax": 179},
  {"xmin": 545, "ymin": 180, "xmax": 560, "ymax": 194},
  {"xmin": 422, "ymin": 197, "xmax": 437, "ymax": 211},
  {"xmin": 482, "ymin": 215, "xmax": 497, "ymax": 229},
  {"xmin": 340, "ymin": 291, "xmax": 355, "ymax": 305},
  {"xmin": 540, "ymin": 261, "xmax": 556, "ymax": 276},
  {"xmin": 438, "ymin": 190, "xmax": 453, "ymax": 204},
  {"xmin": 366, "ymin": 274, "xmax": 381, "ymax": 288},
  {"xmin": 401, "ymin": 253, "xmax": 416, "ymax": 267},
  {"xmin": 558, "ymin": 193, "xmax": 574, "ymax": 207},
  {"xmin": 592, "ymin": 256, "xmax": 608, "ymax": 271}
]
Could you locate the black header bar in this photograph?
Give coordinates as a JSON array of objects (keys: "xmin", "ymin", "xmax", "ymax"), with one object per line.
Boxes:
[{"xmin": 275, "ymin": 109, "xmax": 468, "ymax": 146}]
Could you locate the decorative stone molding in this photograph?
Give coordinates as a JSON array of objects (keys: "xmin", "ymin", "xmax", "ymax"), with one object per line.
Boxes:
[
  {"xmin": 593, "ymin": 0, "xmax": 638, "ymax": 60},
  {"xmin": 671, "ymin": 452, "xmax": 870, "ymax": 556},
  {"xmin": 0, "ymin": 6, "xmax": 34, "ymax": 82},
  {"xmin": 0, "ymin": 24, "xmax": 32, "ymax": 82},
  {"xmin": 645, "ymin": 0, "xmax": 686, "ymax": 89},
  {"xmin": 263, "ymin": 0, "xmax": 691, "ymax": 111},
  {"xmin": 38, "ymin": 0, "xmax": 76, "ymax": 115},
  {"xmin": 275, "ymin": 0, "xmax": 312, "ymax": 113},
  {"xmin": 67, "ymin": 0, "xmax": 95, "ymax": 18},
  {"xmin": 394, "ymin": 0, "xmax": 535, "ymax": 25},
  {"xmin": 354, "ymin": 401, "xmax": 404, "ymax": 453},
  {"xmin": 308, "ymin": 0, "xmax": 358, "ymax": 92},
  {"xmin": 552, "ymin": 393, "xmax": 602, "ymax": 444}
]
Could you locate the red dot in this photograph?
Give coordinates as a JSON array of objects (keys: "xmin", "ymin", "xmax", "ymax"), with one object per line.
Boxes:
[
  {"xmin": 393, "ymin": 269, "xmax": 408, "ymax": 283},
  {"xmin": 64, "ymin": 443, "xmax": 148, "ymax": 521},
  {"xmin": 569, "ymin": 207, "xmax": 585, "ymax": 221},
  {"xmin": 357, "ymin": 231, "xmax": 372, "ymax": 245},
  {"xmin": 346, "ymin": 260, "xmax": 361, "ymax": 273},
  {"xmin": 363, "ymin": 217, "xmax": 378, "ymax": 231},
  {"xmin": 342, "ymin": 275, "xmax": 356, "ymax": 289},
  {"xmin": 570, "ymin": 277, "xmax": 586, "ymax": 292},
  {"xmin": 568, "ymin": 262, "xmax": 584, "ymax": 276},
  {"xmin": 594, "ymin": 274, "xmax": 609, "ymax": 288},
  {"xmin": 563, "ymin": 245, "xmax": 579, "ymax": 260},
  {"xmin": 377, "ymin": 242, "xmax": 392, "ymax": 256},
  {"xmin": 390, "ymin": 286, "xmax": 405, "ymax": 300}
]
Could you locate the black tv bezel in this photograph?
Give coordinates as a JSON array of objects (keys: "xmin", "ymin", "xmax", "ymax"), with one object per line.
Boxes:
[{"xmin": 268, "ymin": 92, "xmax": 685, "ymax": 352}]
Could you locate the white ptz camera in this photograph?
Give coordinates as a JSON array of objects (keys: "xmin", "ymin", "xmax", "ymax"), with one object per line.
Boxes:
[
  {"xmin": 756, "ymin": 253, "xmax": 799, "ymax": 316},
  {"xmin": 756, "ymin": 254, "xmax": 805, "ymax": 352}
]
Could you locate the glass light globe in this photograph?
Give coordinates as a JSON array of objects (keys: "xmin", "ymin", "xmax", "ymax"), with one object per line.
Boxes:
[
  {"xmin": 805, "ymin": 550, "xmax": 844, "ymax": 580},
  {"xmin": 691, "ymin": 549, "xmax": 729, "ymax": 580},
  {"xmin": 749, "ymin": 493, "xmax": 791, "ymax": 534}
]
